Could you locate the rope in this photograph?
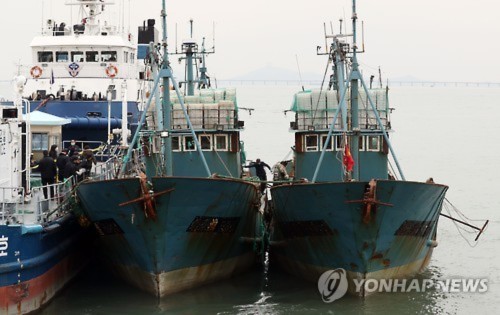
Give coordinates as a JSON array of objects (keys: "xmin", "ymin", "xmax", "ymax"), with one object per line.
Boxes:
[
  {"xmin": 387, "ymin": 158, "xmax": 399, "ymax": 180},
  {"xmin": 443, "ymin": 203, "xmax": 479, "ymax": 248},
  {"xmin": 215, "ymin": 174, "xmax": 300, "ymax": 185},
  {"xmin": 280, "ymin": 149, "xmax": 293, "ymax": 163},
  {"xmin": 442, "ymin": 199, "xmax": 489, "ymax": 247},
  {"xmin": 444, "ymin": 197, "xmax": 486, "ymax": 222},
  {"xmin": 201, "ymin": 130, "xmax": 233, "ymax": 177}
]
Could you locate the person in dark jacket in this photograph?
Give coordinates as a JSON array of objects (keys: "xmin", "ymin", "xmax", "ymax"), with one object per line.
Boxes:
[
  {"xmin": 63, "ymin": 156, "xmax": 85, "ymax": 181},
  {"xmin": 67, "ymin": 140, "xmax": 81, "ymax": 157},
  {"xmin": 244, "ymin": 158, "xmax": 271, "ymax": 193},
  {"xmin": 30, "ymin": 153, "xmax": 38, "ymax": 168},
  {"xmin": 81, "ymin": 145, "xmax": 97, "ymax": 176},
  {"xmin": 49, "ymin": 144, "xmax": 58, "ymax": 160},
  {"xmin": 37, "ymin": 150, "xmax": 57, "ymax": 198},
  {"xmin": 56, "ymin": 149, "xmax": 70, "ymax": 181}
]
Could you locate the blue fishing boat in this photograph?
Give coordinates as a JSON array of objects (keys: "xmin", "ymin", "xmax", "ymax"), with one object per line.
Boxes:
[
  {"xmin": 269, "ymin": 1, "xmax": 448, "ymax": 296},
  {"xmin": 0, "ymin": 79, "xmax": 89, "ymax": 314},
  {"xmin": 76, "ymin": 6, "xmax": 262, "ymax": 297}
]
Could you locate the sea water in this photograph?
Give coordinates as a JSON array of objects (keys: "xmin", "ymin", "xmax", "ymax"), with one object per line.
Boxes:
[{"xmin": 40, "ymin": 86, "xmax": 500, "ymax": 314}]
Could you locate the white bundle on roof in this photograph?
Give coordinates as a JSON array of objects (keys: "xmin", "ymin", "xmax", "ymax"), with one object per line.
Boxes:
[
  {"xmin": 325, "ymin": 90, "xmax": 338, "ymax": 109},
  {"xmin": 170, "ymin": 94, "xmax": 183, "ymax": 104},
  {"xmin": 200, "ymin": 89, "xmax": 215, "ymax": 97},
  {"xmin": 172, "ymin": 104, "xmax": 188, "ymax": 129},
  {"xmin": 326, "ymin": 111, "xmax": 340, "ymax": 129},
  {"xmin": 184, "ymin": 95, "xmax": 200, "ymax": 104},
  {"xmin": 199, "ymin": 89, "xmax": 215, "ymax": 103},
  {"xmin": 204, "ymin": 103, "xmax": 219, "ymax": 129},
  {"xmin": 214, "ymin": 89, "xmax": 225, "ymax": 102},
  {"xmin": 373, "ymin": 89, "xmax": 387, "ymax": 110},
  {"xmin": 188, "ymin": 103, "xmax": 204, "ymax": 129},
  {"xmin": 219, "ymin": 100, "xmax": 235, "ymax": 127},
  {"xmin": 296, "ymin": 92, "xmax": 312, "ymax": 111},
  {"xmin": 200, "ymin": 96, "xmax": 215, "ymax": 103},
  {"xmin": 224, "ymin": 88, "xmax": 237, "ymax": 102},
  {"xmin": 311, "ymin": 89, "xmax": 327, "ymax": 111}
]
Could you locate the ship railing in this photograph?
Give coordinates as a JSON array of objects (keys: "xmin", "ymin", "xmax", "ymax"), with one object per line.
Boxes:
[
  {"xmin": 95, "ymin": 144, "xmax": 123, "ymax": 162},
  {"xmin": 87, "ymin": 147, "xmax": 143, "ymax": 181},
  {"xmin": 30, "ymin": 176, "xmax": 78, "ymax": 223},
  {"xmin": 1, "ymin": 178, "xmax": 75, "ymax": 225},
  {"xmin": 62, "ymin": 140, "xmax": 115, "ymax": 162},
  {"xmin": 119, "ymin": 148, "xmax": 145, "ymax": 177},
  {"xmin": 92, "ymin": 155, "xmax": 121, "ymax": 180},
  {"xmin": 0, "ymin": 187, "xmax": 25, "ymax": 225}
]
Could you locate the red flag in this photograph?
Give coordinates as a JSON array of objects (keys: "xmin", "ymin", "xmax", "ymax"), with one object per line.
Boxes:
[{"xmin": 343, "ymin": 144, "xmax": 355, "ymax": 172}]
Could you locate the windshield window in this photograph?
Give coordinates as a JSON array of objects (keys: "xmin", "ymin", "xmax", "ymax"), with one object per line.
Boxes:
[
  {"xmin": 56, "ymin": 51, "xmax": 69, "ymax": 62},
  {"xmin": 37, "ymin": 52, "xmax": 53, "ymax": 62},
  {"xmin": 71, "ymin": 52, "xmax": 84, "ymax": 62},
  {"xmin": 86, "ymin": 51, "xmax": 99, "ymax": 62},
  {"xmin": 101, "ymin": 51, "xmax": 117, "ymax": 62}
]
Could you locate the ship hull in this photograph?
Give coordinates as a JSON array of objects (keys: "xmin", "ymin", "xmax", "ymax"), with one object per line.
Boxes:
[
  {"xmin": 270, "ymin": 180, "xmax": 448, "ymax": 296},
  {"xmin": 77, "ymin": 176, "xmax": 261, "ymax": 297},
  {"xmin": 0, "ymin": 215, "xmax": 89, "ymax": 314}
]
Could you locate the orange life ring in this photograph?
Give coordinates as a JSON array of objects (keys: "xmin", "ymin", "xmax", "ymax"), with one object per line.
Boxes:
[
  {"xmin": 30, "ymin": 66, "xmax": 43, "ymax": 79},
  {"xmin": 105, "ymin": 65, "xmax": 118, "ymax": 78}
]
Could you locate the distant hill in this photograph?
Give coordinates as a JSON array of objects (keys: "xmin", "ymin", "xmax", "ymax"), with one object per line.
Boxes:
[
  {"xmin": 225, "ymin": 66, "xmax": 428, "ymax": 84},
  {"xmin": 228, "ymin": 66, "xmax": 323, "ymax": 81}
]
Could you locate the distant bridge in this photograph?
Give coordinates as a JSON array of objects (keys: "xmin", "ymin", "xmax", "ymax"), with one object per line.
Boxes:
[{"xmin": 216, "ymin": 80, "xmax": 500, "ymax": 88}]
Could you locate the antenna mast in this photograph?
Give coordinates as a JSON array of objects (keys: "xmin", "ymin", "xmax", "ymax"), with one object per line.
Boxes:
[
  {"xmin": 295, "ymin": 55, "xmax": 305, "ymax": 91},
  {"xmin": 378, "ymin": 66, "xmax": 383, "ymax": 88},
  {"xmin": 212, "ymin": 22, "xmax": 216, "ymax": 52}
]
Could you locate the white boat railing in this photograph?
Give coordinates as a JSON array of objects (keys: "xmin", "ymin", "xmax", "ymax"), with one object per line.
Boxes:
[
  {"xmin": 92, "ymin": 156, "xmax": 120, "ymax": 180},
  {"xmin": 89, "ymin": 148, "xmax": 144, "ymax": 181},
  {"xmin": 0, "ymin": 176, "xmax": 77, "ymax": 225},
  {"xmin": 0, "ymin": 187, "xmax": 25, "ymax": 224}
]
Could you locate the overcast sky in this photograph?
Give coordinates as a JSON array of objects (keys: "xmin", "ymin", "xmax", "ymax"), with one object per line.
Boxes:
[{"xmin": 0, "ymin": 0, "xmax": 498, "ymax": 83}]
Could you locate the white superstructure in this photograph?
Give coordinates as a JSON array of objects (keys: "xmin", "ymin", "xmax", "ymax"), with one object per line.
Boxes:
[{"xmin": 24, "ymin": 0, "xmax": 139, "ymax": 102}]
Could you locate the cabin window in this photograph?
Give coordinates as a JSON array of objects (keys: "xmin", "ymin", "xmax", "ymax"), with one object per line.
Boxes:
[
  {"xmin": 51, "ymin": 135, "xmax": 59, "ymax": 148},
  {"xmin": 215, "ymin": 135, "xmax": 228, "ymax": 151},
  {"xmin": 367, "ymin": 135, "xmax": 380, "ymax": 152},
  {"xmin": 32, "ymin": 133, "xmax": 49, "ymax": 151},
  {"xmin": 37, "ymin": 52, "xmax": 53, "ymax": 62},
  {"xmin": 358, "ymin": 136, "xmax": 365, "ymax": 151},
  {"xmin": 199, "ymin": 135, "xmax": 212, "ymax": 151},
  {"xmin": 172, "ymin": 136, "xmax": 180, "ymax": 151},
  {"xmin": 56, "ymin": 51, "xmax": 69, "ymax": 62},
  {"xmin": 86, "ymin": 51, "xmax": 99, "ymax": 62},
  {"xmin": 71, "ymin": 51, "xmax": 84, "ymax": 62},
  {"xmin": 335, "ymin": 135, "xmax": 344, "ymax": 150},
  {"xmin": 130, "ymin": 53, "xmax": 135, "ymax": 63},
  {"xmin": 124, "ymin": 51, "xmax": 129, "ymax": 63},
  {"xmin": 101, "ymin": 51, "xmax": 117, "ymax": 62},
  {"xmin": 320, "ymin": 135, "xmax": 334, "ymax": 151},
  {"xmin": 304, "ymin": 134, "xmax": 318, "ymax": 152},
  {"xmin": 184, "ymin": 135, "xmax": 196, "ymax": 151}
]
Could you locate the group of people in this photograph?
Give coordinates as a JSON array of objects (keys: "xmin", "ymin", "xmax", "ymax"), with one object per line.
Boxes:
[
  {"xmin": 243, "ymin": 158, "xmax": 290, "ymax": 194},
  {"xmin": 36, "ymin": 140, "xmax": 97, "ymax": 199}
]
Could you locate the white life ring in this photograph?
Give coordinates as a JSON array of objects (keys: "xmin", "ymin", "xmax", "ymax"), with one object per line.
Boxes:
[
  {"xmin": 105, "ymin": 65, "xmax": 118, "ymax": 78},
  {"xmin": 30, "ymin": 66, "xmax": 43, "ymax": 79}
]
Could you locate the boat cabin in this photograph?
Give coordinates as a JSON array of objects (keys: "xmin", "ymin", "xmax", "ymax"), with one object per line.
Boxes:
[
  {"xmin": 24, "ymin": 0, "xmax": 138, "ymax": 102},
  {"xmin": 290, "ymin": 88, "xmax": 391, "ymax": 182},
  {"xmin": 144, "ymin": 87, "xmax": 244, "ymax": 177}
]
